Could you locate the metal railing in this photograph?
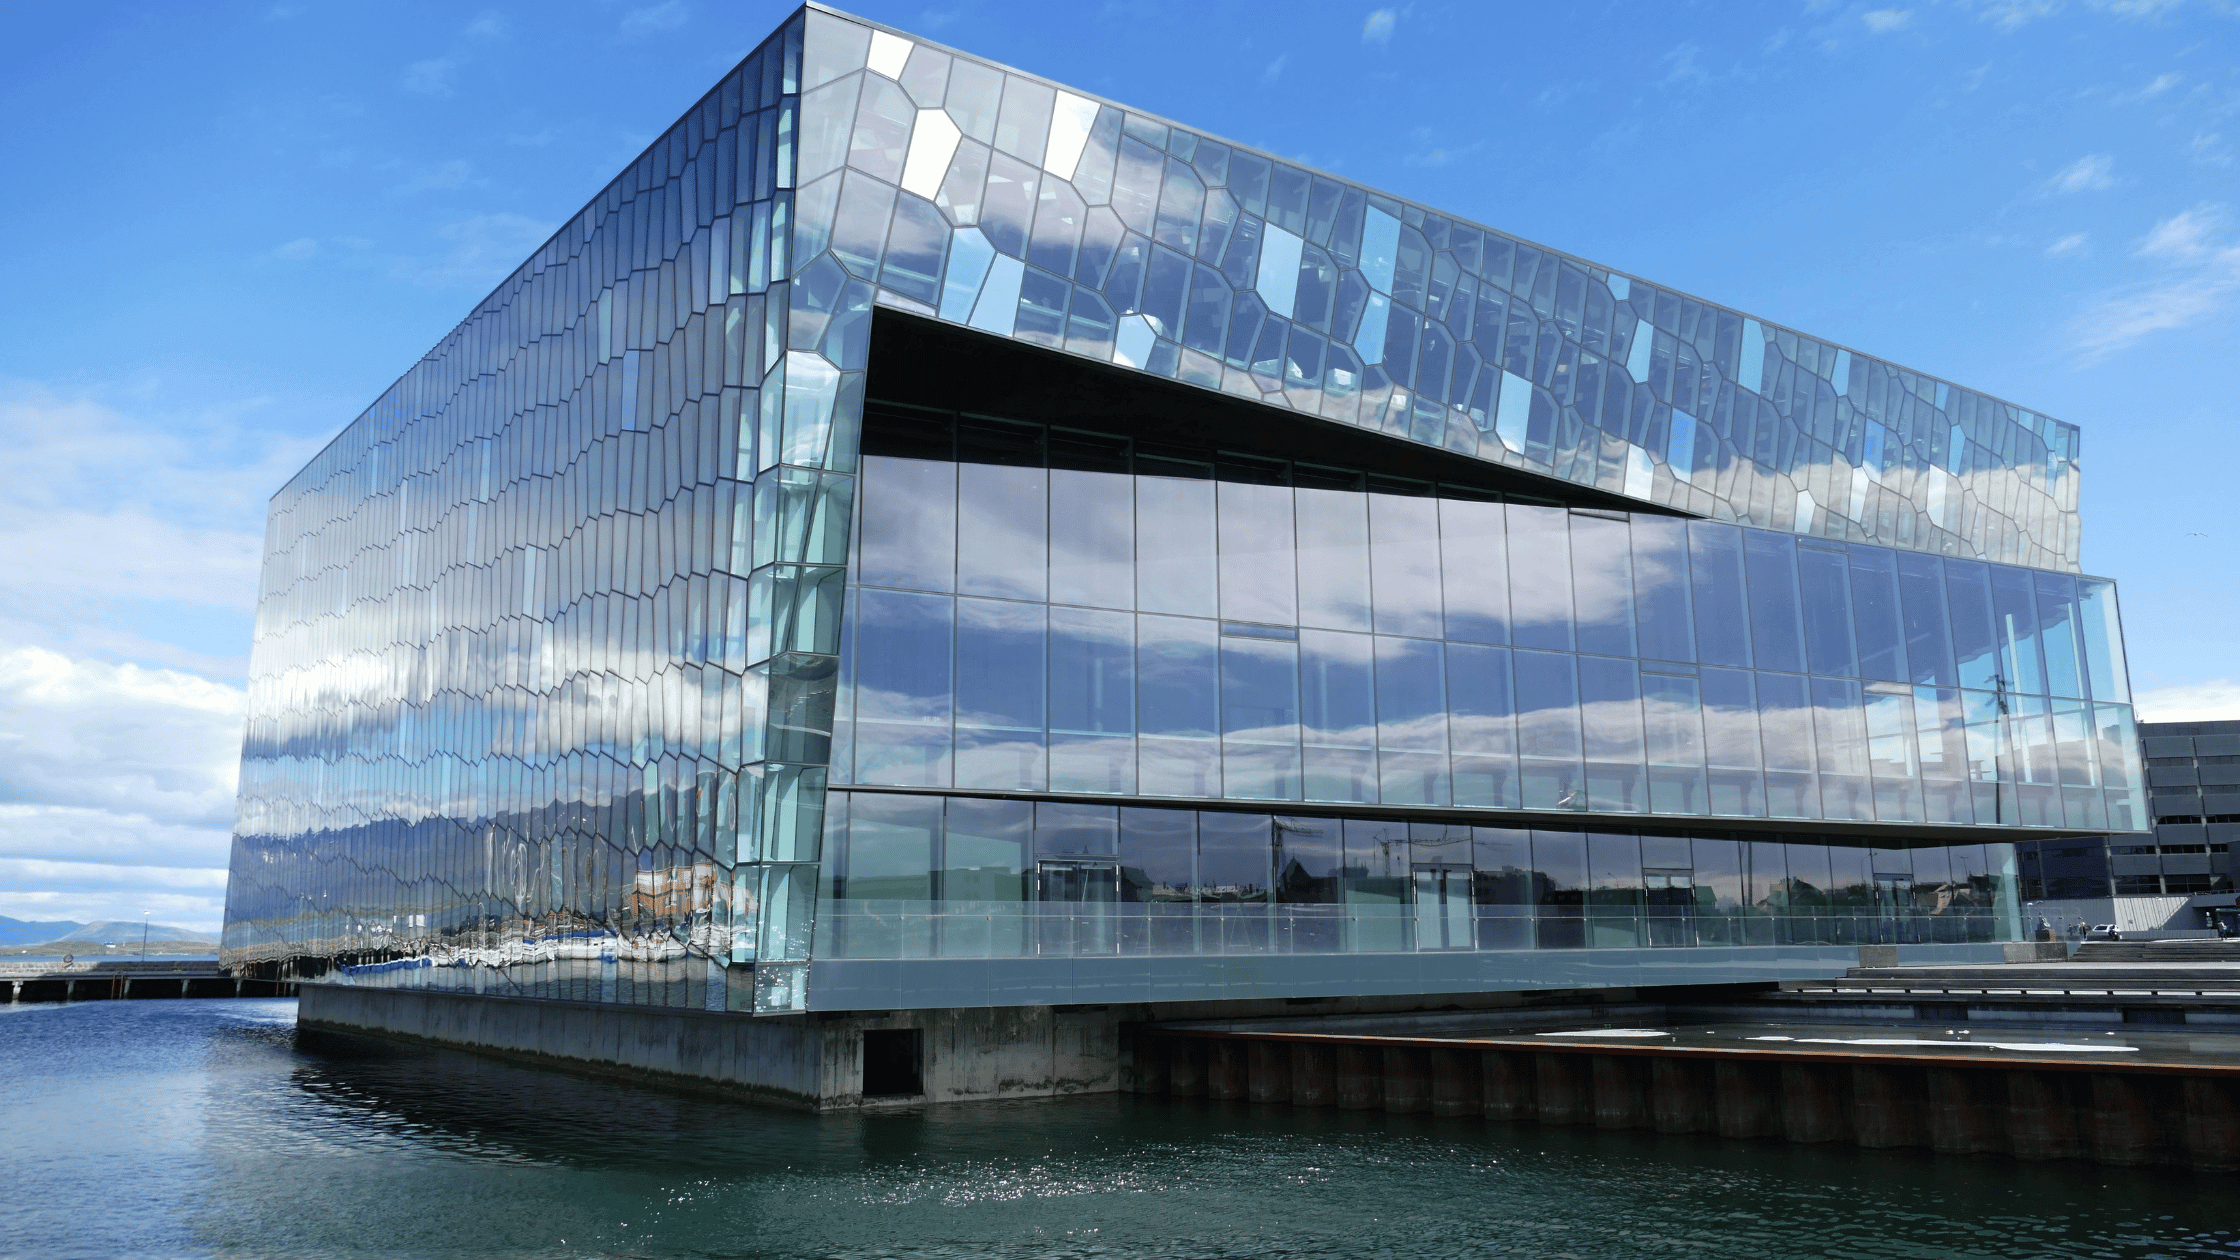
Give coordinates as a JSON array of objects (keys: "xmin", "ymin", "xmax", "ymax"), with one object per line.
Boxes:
[{"xmin": 811, "ymin": 901, "xmax": 2008, "ymax": 960}]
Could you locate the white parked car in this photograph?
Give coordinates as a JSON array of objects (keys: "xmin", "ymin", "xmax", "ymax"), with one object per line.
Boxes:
[{"xmin": 2084, "ymin": 924, "xmax": 2122, "ymax": 941}]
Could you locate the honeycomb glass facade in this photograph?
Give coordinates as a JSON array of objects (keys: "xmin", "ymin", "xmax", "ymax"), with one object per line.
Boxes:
[{"xmin": 222, "ymin": 5, "xmax": 2141, "ymax": 1016}]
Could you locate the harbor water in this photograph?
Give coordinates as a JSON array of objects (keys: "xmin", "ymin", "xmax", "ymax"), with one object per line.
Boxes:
[{"xmin": 1, "ymin": 997, "xmax": 2232, "ymax": 1259}]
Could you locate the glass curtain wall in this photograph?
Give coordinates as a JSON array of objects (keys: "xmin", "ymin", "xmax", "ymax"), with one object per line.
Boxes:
[
  {"xmin": 225, "ymin": 18, "xmax": 825, "ymax": 1014},
  {"xmin": 815, "ymin": 791, "xmax": 2021, "ymax": 958},
  {"xmin": 836, "ymin": 408, "xmax": 2144, "ymax": 832},
  {"xmin": 222, "ymin": 5, "xmax": 2119, "ymax": 1015},
  {"xmin": 785, "ymin": 9, "xmax": 2081, "ymax": 572}
]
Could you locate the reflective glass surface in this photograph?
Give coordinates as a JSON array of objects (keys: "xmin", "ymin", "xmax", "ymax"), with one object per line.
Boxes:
[
  {"xmin": 816, "ymin": 791, "xmax": 2022, "ymax": 958},
  {"xmin": 222, "ymin": 6, "xmax": 2127, "ymax": 1014},
  {"xmin": 794, "ymin": 8, "xmax": 2081, "ymax": 572},
  {"xmin": 836, "ymin": 408, "xmax": 2142, "ymax": 832}
]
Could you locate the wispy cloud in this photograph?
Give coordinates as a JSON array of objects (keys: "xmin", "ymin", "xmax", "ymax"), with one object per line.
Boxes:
[
  {"xmin": 2046, "ymin": 232, "xmax": 2089, "ymax": 256},
  {"xmin": 389, "ymin": 213, "xmax": 556, "ymax": 289},
  {"xmin": 1971, "ymin": 0, "xmax": 2064, "ymax": 29},
  {"xmin": 2070, "ymin": 202, "xmax": 2240, "ymax": 358},
  {"xmin": 2124, "ymin": 71, "xmax": 2182, "ymax": 99},
  {"xmin": 388, "ymin": 158, "xmax": 482, "ymax": 196},
  {"xmin": 1361, "ymin": 7, "xmax": 1397, "ymax": 45},
  {"xmin": 1662, "ymin": 41, "xmax": 1707, "ymax": 85},
  {"xmin": 1862, "ymin": 8, "xmax": 1915, "ymax": 33},
  {"xmin": 1403, "ymin": 127, "xmax": 1486, "ymax": 167},
  {"xmin": 2086, "ymin": 0, "xmax": 2186, "ymax": 17},
  {"xmin": 2189, "ymin": 132, "xmax": 2232, "ymax": 167},
  {"xmin": 401, "ymin": 55, "xmax": 462, "ymax": 98},
  {"xmin": 1259, "ymin": 54, "xmax": 1288, "ymax": 86},
  {"xmin": 621, "ymin": 1, "xmax": 690, "ymax": 36},
  {"xmin": 2042, "ymin": 153, "xmax": 2116, "ymax": 195},
  {"xmin": 2134, "ymin": 677, "xmax": 2240, "ymax": 723},
  {"xmin": 269, "ymin": 237, "xmax": 319, "ymax": 261}
]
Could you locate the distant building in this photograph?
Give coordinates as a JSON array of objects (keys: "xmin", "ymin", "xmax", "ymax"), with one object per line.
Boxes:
[
  {"xmin": 222, "ymin": 4, "xmax": 2148, "ymax": 1106},
  {"xmin": 2019, "ymin": 719, "xmax": 2238, "ymax": 935}
]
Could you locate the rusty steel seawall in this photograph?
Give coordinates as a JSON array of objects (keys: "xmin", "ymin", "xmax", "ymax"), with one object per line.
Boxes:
[{"xmin": 1127, "ymin": 1029, "xmax": 2240, "ymax": 1170}]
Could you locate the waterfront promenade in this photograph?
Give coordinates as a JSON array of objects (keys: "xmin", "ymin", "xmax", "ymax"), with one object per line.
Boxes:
[{"xmin": 1, "ymin": 957, "xmax": 293, "ymax": 1002}]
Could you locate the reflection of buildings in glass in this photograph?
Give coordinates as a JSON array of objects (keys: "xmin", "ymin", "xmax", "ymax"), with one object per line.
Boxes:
[
  {"xmin": 2016, "ymin": 719, "xmax": 2238, "ymax": 930},
  {"xmin": 220, "ymin": 5, "xmax": 2145, "ymax": 1028}
]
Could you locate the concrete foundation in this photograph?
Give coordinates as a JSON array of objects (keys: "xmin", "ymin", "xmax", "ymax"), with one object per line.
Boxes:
[{"xmin": 297, "ymin": 984, "xmax": 1118, "ymax": 1111}]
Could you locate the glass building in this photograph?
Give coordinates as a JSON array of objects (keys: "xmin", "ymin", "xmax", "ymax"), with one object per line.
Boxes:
[
  {"xmin": 223, "ymin": 5, "xmax": 2145, "ymax": 1021},
  {"xmin": 2017, "ymin": 720, "xmax": 2237, "ymax": 929}
]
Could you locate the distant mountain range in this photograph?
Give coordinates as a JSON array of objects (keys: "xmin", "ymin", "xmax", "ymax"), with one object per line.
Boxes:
[{"xmin": 0, "ymin": 916, "xmax": 217, "ymax": 947}]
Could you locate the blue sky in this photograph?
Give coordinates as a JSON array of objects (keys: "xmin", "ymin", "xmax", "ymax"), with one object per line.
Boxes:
[{"xmin": 0, "ymin": 0, "xmax": 2234, "ymax": 931}]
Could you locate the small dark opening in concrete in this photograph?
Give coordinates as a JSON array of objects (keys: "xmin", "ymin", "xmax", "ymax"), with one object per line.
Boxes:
[
  {"xmin": 862, "ymin": 1028, "xmax": 924, "ymax": 1097},
  {"xmin": 1914, "ymin": 1003, "xmax": 1967, "ymax": 1022},
  {"xmin": 2123, "ymin": 1007, "xmax": 2185, "ymax": 1025}
]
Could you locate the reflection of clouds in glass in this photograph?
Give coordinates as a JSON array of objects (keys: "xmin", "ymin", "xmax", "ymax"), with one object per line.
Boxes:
[{"xmin": 852, "ymin": 685, "xmax": 951, "ymax": 725}]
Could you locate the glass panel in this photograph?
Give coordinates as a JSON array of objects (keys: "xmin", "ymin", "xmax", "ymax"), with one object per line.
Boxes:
[
  {"xmin": 1532, "ymin": 830, "xmax": 1587, "ymax": 949},
  {"xmin": 1438, "ymin": 497, "xmax": 1508, "ymax": 645},
  {"xmin": 1632, "ymin": 516, "xmax": 1694, "ymax": 664},
  {"xmin": 1848, "ymin": 545, "xmax": 1906, "ymax": 683},
  {"xmin": 1218, "ymin": 481, "xmax": 1297, "ymax": 626},
  {"xmin": 1274, "ymin": 815, "xmax": 1341, "ymax": 953},
  {"xmin": 1896, "ymin": 552, "xmax": 1955, "ymax": 687},
  {"xmin": 1343, "ymin": 818, "xmax": 1409, "ymax": 953},
  {"xmin": 1743, "ymin": 532, "xmax": 1805, "ymax": 674},
  {"xmin": 956, "ymin": 461, "xmax": 1046, "ymax": 601},
  {"xmin": 1300, "ymin": 629, "xmax": 1375, "ymax": 804},
  {"xmin": 1508, "ymin": 504, "xmax": 1573, "ymax": 651},
  {"xmin": 1297, "ymin": 483, "xmax": 1372, "ymax": 631},
  {"xmin": 857, "ymin": 455, "xmax": 954, "ymax": 591},
  {"xmin": 1688, "ymin": 522, "xmax": 1750, "ymax": 668},
  {"xmin": 1220, "ymin": 634, "xmax": 1301, "ymax": 800},
  {"xmin": 1120, "ymin": 806, "xmax": 1197, "ymax": 953},
  {"xmin": 2035, "ymin": 572, "xmax": 2084, "ymax": 700},
  {"xmin": 1571, "ymin": 514, "xmax": 1636, "ymax": 658},
  {"xmin": 1135, "ymin": 471, "xmax": 1217, "ymax": 617},
  {"xmin": 940, "ymin": 797, "xmax": 1029, "ymax": 957},
  {"xmin": 1049, "ymin": 467, "xmax": 1133, "ymax": 609},
  {"xmin": 1369, "ymin": 493, "xmax": 1442, "ymax": 639}
]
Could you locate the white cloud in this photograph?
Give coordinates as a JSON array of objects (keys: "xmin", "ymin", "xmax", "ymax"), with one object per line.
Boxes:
[
  {"xmin": 270, "ymin": 237, "xmax": 319, "ymax": 261},
  {"xmin": 1361, "ymin": 7, "xmax": 1397, "ymax": 45},
  {"xmin": 462, "ymin": 10, "xmax": 508, "ymax": 39},
  {"xmin": 0, "ymin": 649, "xmax": 244, "ymax": 827},
  {"xmin": 2044, "ymin": 153, "xmax": 2116, "ymax": 194},
  {"xmin": 2139, "ymin": 202, "xmax": 2228, "ymax": 259},
  {"xmin": 0, "ymin": 650, "xmax": 246, "ymax": 933},
  {"xmin": 1260, "ymin": 54, "xmax": 1288, "ymax": 86},
  {"xmin": 1862, "ymin": 8, "xmax": 1915, "ymax": 32},
  {"xmin": 2189, "ymin": 132, "xmax": 2233, "ymax": 167},
  {"xmin": 2134, "ymin": 678, "xmax": 2240, "ymax": 723},
  {"xmin": 0, "ymin": 383, "xmax": 323, "ymax": 675},
  {"xmin": 2069, "ymin": 203, "xmax": 2240, "ymax": 357},
  {"xmin": 621, "ymin": 1, "xmax": 690, "ymax": 35},
  {"xmin": 2046, "ymin": 232, "xmax": 2089, "ymax": 256}
]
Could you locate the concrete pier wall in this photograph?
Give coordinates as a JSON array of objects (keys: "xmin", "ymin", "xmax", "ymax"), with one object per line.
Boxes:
[
  {"xmin": 296, "ymin": 984, "xmax": 1118, "ymax": 1110},
  {"xmin": 1130, "ymin": 1032, "xmax": 2240, "ymax": 1170}
]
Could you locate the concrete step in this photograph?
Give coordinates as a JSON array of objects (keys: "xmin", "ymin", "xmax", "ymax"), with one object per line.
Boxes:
[{"xmin": 2074, "ymin": 940, "xmax": 2240, "ymax": 962}]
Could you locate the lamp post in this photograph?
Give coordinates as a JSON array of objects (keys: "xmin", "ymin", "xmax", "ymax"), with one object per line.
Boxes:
[{"xmin": 141, "ymin": 910, "xmax": 150, "ymax": 960}]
